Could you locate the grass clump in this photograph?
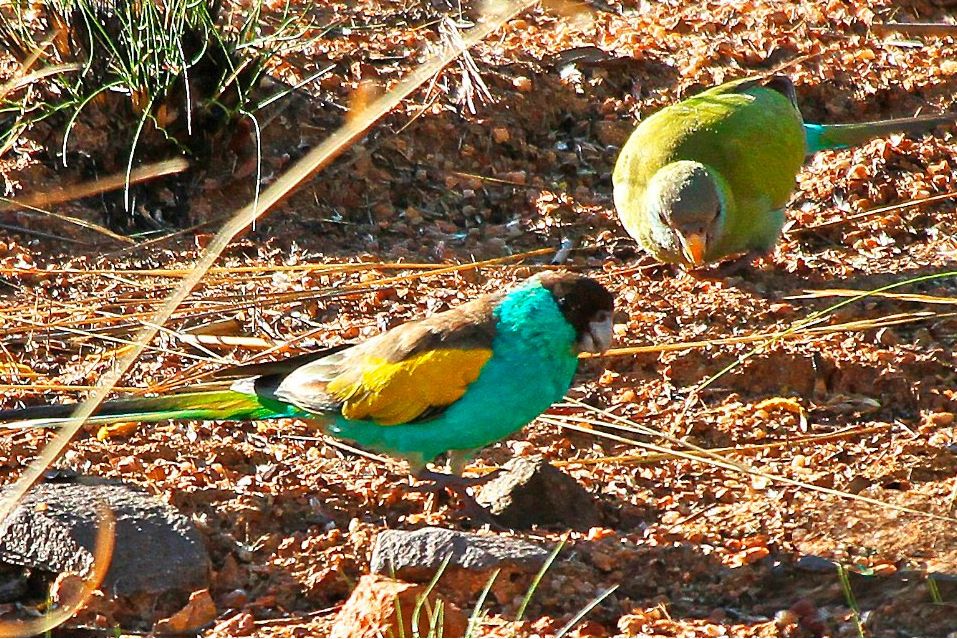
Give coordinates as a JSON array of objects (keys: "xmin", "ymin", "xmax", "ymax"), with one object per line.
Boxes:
[{"xmin": 0, "ymin": 0, "xmax": 315, "ymax": 230}]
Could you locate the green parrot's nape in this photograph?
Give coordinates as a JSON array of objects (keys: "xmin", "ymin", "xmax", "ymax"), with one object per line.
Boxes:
[
  {"xmin": 0, "ymin": 273, "xmax": 615, "ymax": 523},
  {"xmin": 612, "ymin": 75, "xmax": 955, "ymax": 268}
]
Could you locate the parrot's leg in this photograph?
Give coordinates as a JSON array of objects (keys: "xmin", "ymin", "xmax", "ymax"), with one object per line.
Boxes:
[
  {"xmin": 411, "ymin": 466, "xmax": 505, "ymax": 528},
  {"xmin": 413, "ymin": 466, "xmax": 502, "ymax": 491}
]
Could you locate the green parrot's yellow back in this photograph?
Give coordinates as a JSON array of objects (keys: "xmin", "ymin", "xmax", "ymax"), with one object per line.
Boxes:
[{"xmin": 613, "ymin": 76, "xmax": 806, "ymax": 266}]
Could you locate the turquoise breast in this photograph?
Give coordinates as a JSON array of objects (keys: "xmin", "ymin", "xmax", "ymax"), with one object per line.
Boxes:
[{"xmin": 325, "ymin": 282, "xmax": 580, "ymax": 465}]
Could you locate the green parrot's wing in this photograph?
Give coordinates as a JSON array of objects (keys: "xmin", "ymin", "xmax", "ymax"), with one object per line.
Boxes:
[{"xmin": 271, "ymin": 293, "xmax": 503, "ymax": 425}]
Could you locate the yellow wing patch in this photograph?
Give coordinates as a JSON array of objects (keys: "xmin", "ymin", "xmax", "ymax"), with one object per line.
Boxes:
[{"xmin": 327, "ymin": 348, "xmax": 492, "ymax": 425}]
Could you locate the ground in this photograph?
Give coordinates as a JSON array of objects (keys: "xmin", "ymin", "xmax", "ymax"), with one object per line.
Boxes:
[{"xmin": 3, "ymin": 0, "xmax": 957, "ymax": 635}]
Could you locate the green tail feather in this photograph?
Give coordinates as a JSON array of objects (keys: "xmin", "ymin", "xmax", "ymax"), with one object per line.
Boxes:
[
  {"xmin": 804, "ymin": 113, "xmax": 955, "ymax": 154},
  {"xmin": 0, "ymin": 390, "xmax": 307, "ymax": 429}
]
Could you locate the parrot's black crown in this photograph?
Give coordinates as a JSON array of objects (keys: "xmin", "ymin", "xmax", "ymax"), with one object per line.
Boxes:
[{"xmin": 536, "ymin": 272, "xmax": 614, "ymax": 338}]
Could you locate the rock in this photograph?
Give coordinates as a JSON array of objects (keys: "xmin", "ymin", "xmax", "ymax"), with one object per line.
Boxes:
[
  {"xmin": 0, "ymin": 479, "xmax": 210, "ymax": 599},
  {"xmin": 153, "ymin": 588, "xmax": 217, "ymax": 635},
  {"xmin": 477, "ymin": 457, "xmax": 600, "ymax": 529},
  {"xmin": 211, "ymin": 610, "xmax": 256, "ymax": 636},
  {"xmin": 593, "ymin": 120, "xmax": 631, "ymax": 147},
  {"xmin": 329, "ymin": 575, "xmax": 467, "ymax": 638},
  {"xmin": 370, "ymin": 527, "xmax": 549, "ymax": 604},
  {"xmin": 793, "ymin": 554, "xmax": 837, "ymax": 573}
]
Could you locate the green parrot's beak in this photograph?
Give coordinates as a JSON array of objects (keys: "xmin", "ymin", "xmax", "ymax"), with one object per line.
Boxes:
[{"xmin": 682, "ymin": 233, "xmax": 707, "ymax": 267}]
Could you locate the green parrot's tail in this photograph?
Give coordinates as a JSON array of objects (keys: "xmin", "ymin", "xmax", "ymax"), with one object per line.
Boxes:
[
  {"xmin": 0, "ymin": 390, "xmax": 306, "ymax": 429},
  {"xmin": 804, "ymin": 113, "xmax": 955, "ymax": 154}
]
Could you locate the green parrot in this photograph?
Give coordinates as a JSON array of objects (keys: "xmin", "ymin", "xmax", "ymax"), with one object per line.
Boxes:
[
  {"xmin": 612, "ymin": 75, "xmax": 954, "ymax": 268},
  {"xmin": 0, "ymin": 272, "xmax": 614, "ymax": 520}
]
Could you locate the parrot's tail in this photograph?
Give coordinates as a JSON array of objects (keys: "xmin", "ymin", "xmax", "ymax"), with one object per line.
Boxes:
[
  {"xmin": 0, "ymin": 390, "xmax": 308, "ymax": 430},
  {"xmin": 804, "ymin": 113, "xmax": 955, "ymax": 154}
]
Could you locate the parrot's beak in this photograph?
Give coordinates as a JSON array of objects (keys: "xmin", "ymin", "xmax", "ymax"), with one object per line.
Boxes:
[
  {"xmin": 682, "ymin": 233, "xmax": 707, "ymax": 267},
  {"xmin": 580, "ymin": 314, "xmax": 613, "ymax": 354}
]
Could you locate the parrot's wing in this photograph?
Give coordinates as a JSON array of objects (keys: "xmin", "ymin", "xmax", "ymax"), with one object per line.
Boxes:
[
  {"xmin": 214, "ymin": 344, "xmax": 355, "ymax": 380},
  {"xmin": 271, "ymin": 292, "xmax": 504, "ymax": 424}
]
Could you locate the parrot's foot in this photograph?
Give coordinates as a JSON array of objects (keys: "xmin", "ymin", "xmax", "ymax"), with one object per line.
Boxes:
[
  {"xmin": 413, "ymin": 467, "xmax": 503, "ymax": 491},
  {"xmin": 688, "ymin": 250, "xmax": 767, "ymax": 280},
  {"xmin": 412, "ymin": 468, "xmax": 506, "ymax": 528}
]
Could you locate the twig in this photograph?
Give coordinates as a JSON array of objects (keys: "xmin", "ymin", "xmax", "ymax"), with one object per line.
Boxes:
[
  {"xmin": 872, "ymin": 22, "xmax": 957, "ymax": 37},
  {"xmin": 795, "ymin": 191, "xmax": 957, "ymax": 233}
]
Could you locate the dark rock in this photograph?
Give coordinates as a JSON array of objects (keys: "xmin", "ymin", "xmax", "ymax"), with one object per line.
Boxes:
[
  {"xmin": 476, "ymin": 456, "xmax": 600, "ymax": 529},
  {"xmin": 793, "ymin": 554, "xmax": 837, "ymax": 574},
  {"xmin": 0, "ymin": 564, "xmax": 30, "ymax": 602},
  {"xmin": 370, "ymin": 527, "xmax": 549, "ymax": 605},
  {"xmin": 0, "ymin": 479, "xmax": 210, "ymax": 599},
  {"xmin": 371, "ymin": 527, "xmax": 548, "ymax": 578}
]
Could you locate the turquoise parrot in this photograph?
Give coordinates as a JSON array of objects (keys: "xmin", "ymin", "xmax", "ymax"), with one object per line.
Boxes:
[
  {"xmin": 0, "ymin": 272, "xmax": 614, "ymax": 520},
  {"xmin": 612, "ymin": 75, "xmax": 954, "ymax": 268}
]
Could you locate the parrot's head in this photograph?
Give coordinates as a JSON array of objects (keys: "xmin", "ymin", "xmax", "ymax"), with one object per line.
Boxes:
[
  {"xmin": 535, "ymin": 272, "xmax": 615, "ymax": 354},
  {"xmin": 643, "ymin": 160, "xmax": 731, "ymax": 268}
]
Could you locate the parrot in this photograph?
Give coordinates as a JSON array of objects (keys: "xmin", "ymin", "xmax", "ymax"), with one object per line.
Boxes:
[
  {"xmin": 0, "ymin": 272, "xmax": 614, "ymax": 521},
  {"xmin": 612, "ymin": 75, "xmax": 955, "ymax": 268}
]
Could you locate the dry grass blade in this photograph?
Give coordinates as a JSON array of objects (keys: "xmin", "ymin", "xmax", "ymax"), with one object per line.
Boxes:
[
  {"xmin": 0, "ymin": 384, "xmax": 142, "ymax": 393},
  {"xmin": 2, "ymin": 200, "xmax": 135, "ymax": 245},
  {"xmin": 589, "ymin": 308, "xmax": 949, "ymax": 359},
  {"xmin": 553, "ymin": 399, "xmax": 957, "ymax": 523},
  {"xmin": 176, "ymin": 334, "xmax": 281, "ymax": 350},
  {"xmin": 872, "ymin": 22, "xmax": 957, "ymax": 37},
  {"xmin": 0, "ymin": 22, "xmax": 75, "ymax": 103},
  {"xmin": 0, "ymin": 158, "xmax": 190, "ymax": 215},
  {"xmin": 0, "ymin": 305, "xmax": 224, "ymax": 364},
  {"xmin": 788, "ymin": 289, "xmax": 957, "ymax": 305},
  {"xmin": 0, "ymin": 248, "xmax": 554, "ymax": 341},
  {"xmin": 0, "ymin": 62, "xmax": 81, "ymax": 102},
  {"xmin": 0, "ymin": 0, "xmax": 542, "ymax": 528},
  {"xmin": 548, "ymin": 423, "xmax": 892, "ymax": 468},
  {"xmin": 283, "ymin": 433, "xmax": 399, "ymax": 468},
  {"xmin": 214, "ymin": 248, "xmax": 557, "ymax": 370},
  {"xmin": 0, "ymin": 503, "xmax": 115, "ymax": 637},
  {"xmin": 795, "ymin": 191, "xmax": 957, "ymax": 232},
  {"xmin": 682, "ymin": 272, "xmax": 957, "ymax": 408},
  {"xmin": 0, "ymin": 262, "xmax": 450, "ymax": 278}
]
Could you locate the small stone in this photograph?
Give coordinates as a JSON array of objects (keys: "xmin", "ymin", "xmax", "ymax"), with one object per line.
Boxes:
[
  {"xmin": 513, "ymin": 76, "xmax": 533, "ymax": 92},
  {"xmin": 370, "ymin": 527, "xmax": 548, "ymax": 604},
  {"xmin": 876, "ymin": 327, "xmax": 899, "ymax": 346},
  {"xmin": 49, "ymin": 572, "xmax": 85, "ymax": 607},
  {"xmin": 211, "ymin": 611, "xmax": 256, "ymax": 636},
  {"xmin": 220, "ymin": 588, "xmax": 248, "ymax": 609},
  {"xmin": 618, "ymin": 607, "xmax": 665, "ymax": 636},
  {"xmin": 477, "ymin": 456, "xmax": 600, "ymax": 529},
  {"xmin": 927, "ymin": 412, "xmax": 955, "ymax": 428},
  {"xmin": 329, "ymin": 575, "xmax": 467, "ymax": 638},
  {"xmin": 593, "ymin": 120, "xmax": 630, "ymax": 147},
  {"xmin": 590, "ymin": 550, "xmax": 616, "ymax": 572},
  {"xmin": 153, "ymin": 588, "xmax": 217, "ymax": 635},
  {"xmin": 794, "ymin": 555, "xmax": 836, "ymax": 573},
  {"xmin": 774, "ymin": 608, "xmax": 799, "ymax": 627}
]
